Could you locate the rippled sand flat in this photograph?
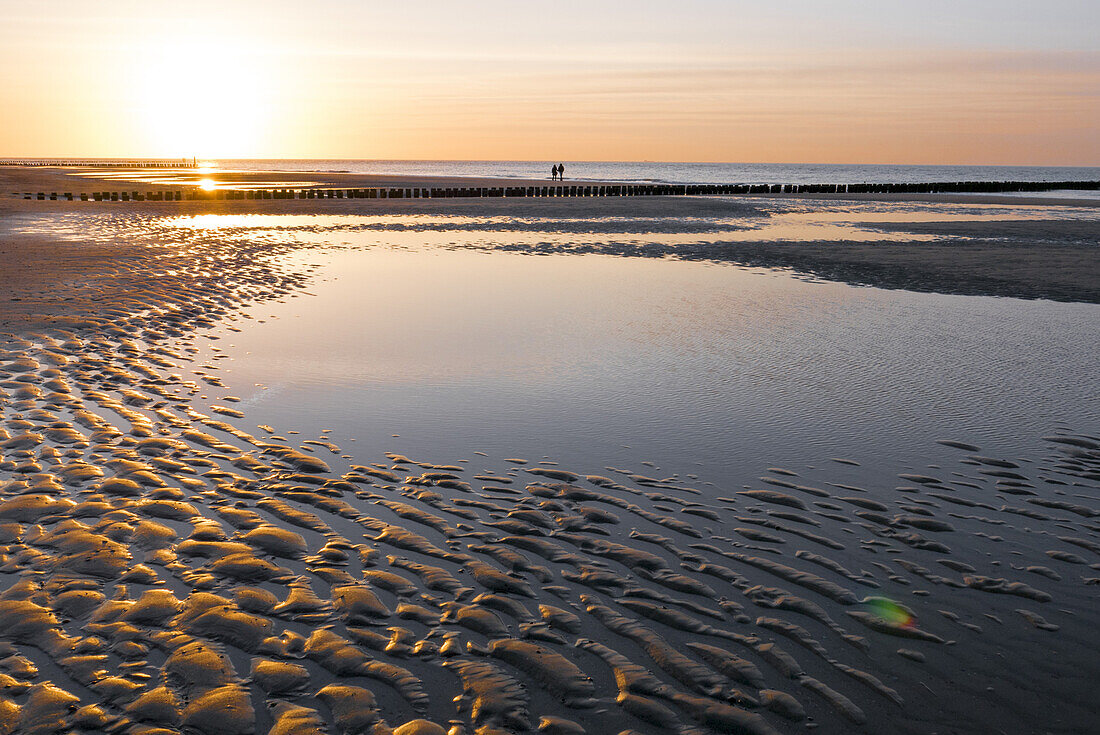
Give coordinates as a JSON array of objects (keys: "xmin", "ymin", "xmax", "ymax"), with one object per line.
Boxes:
[{"xmin": 0, "ymin": 204, "xmax": 1097, "ymax": 735}]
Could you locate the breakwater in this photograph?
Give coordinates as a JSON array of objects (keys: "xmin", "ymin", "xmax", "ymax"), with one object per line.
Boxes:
[
  {"xmin": 10, "ymin": 179, "xmax": 1100, "ymax": 202},
  {"xmin": 0, "ymin": 159, "xmax": 191, "ymax": 168}
]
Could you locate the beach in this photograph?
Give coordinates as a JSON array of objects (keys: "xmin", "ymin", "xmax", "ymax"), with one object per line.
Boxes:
[
  {"xmin": 4, "ymin": 166, "xmax": 1100, "ymax": 304},
  {"xmin": 0, "ymin": 165, "xmax": 1098, "ymax": 735}
]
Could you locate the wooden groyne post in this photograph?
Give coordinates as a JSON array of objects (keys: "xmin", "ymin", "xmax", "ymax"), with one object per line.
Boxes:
[
  {"xmin": 0, "ymin": 159, "xmax": 192, "ymax": 168},
  {"xmin": 10, "ymin": 180, "xmax": 1099, "ymax": 204}
]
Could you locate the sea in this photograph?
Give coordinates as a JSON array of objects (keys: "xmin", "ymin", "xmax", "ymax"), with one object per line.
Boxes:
[{"xmin": 211, "ymin": 159, "xmax": 1100, "ymax": 188}]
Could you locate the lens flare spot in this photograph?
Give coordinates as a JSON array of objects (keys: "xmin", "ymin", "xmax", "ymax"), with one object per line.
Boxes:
[{"xmin": 862, "ymin": 597, "xmax": 915, "ymax": 627}]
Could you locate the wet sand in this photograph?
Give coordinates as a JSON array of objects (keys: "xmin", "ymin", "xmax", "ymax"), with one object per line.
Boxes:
[
  {"xmin": 0, "ymin": 168, "xmax": 1098, "ymax": 734},
  {"xmin": 4, "ymin": 166, "xmax": 1099, "ymax": 304}
]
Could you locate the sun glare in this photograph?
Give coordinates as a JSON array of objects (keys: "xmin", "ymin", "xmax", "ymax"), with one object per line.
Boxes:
[
  {"xmin": 128, "ymin": 31, "xmax": 277, "ymax": 159},
  {"xmin": 198, "ymin": 178, "xmax": 217, "ymax": 191}
]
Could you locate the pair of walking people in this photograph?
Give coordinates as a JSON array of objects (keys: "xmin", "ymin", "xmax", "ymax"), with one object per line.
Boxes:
[{"xmin": 551, "ymin": 163, "xmax": 565, "ymax": 180}]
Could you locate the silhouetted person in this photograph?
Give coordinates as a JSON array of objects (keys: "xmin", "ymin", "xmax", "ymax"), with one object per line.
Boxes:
[
  {"xmin": 558, "ymin": 163, "xmax": 565, "ymax": 180},
  {"xmin": 551, "ymin": 164, "xmax": 558, "ymax": 180}
]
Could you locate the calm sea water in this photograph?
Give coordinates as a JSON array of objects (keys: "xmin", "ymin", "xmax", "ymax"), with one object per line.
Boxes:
[{"xmin": 212, "ymin": 159, "xmax": 1100, "ymax": 187}]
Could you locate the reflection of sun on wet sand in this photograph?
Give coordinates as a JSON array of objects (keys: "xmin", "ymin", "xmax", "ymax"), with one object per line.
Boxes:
[{"xmin": 0, "ymin": 166, "xmax": 1098, "ymax": 734}]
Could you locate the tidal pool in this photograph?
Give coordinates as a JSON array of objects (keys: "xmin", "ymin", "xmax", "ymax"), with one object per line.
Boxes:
[{"xmin": 168, "ymin": 218, "xmax": 1099, "ymax": 489}]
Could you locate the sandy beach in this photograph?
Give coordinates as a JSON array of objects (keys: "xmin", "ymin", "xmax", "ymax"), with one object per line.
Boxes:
[{"xmin": 0, "ymin": 165, "xmax": 1098, "ymax": 734}]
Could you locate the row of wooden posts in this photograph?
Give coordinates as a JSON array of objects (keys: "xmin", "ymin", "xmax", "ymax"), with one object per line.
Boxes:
[
  {"xmin": 12, "ymin": 180, "xmax": 1100, "ymax": 202},
  {"xmin": 0, "ymin": 160, "xmax": 191, "ymax": 168}
]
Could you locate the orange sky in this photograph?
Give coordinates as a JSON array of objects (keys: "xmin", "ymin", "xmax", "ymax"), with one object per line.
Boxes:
[{"xmin": 2, "ymin": 1, "xmax": 1098, "ymax": 164}]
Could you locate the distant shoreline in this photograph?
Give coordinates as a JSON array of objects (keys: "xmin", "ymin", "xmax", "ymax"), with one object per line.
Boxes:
[
  {"xmin": 3, "ymin": 160, "xmax": 1100, "ymax": 189},
  {"xmin": 3, "ymin": 165, "xmax": 1100, "ymax": 209}
]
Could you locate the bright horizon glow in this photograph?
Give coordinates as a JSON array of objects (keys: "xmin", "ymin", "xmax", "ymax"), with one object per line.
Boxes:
[
  {"xmin": 2, "ymin": 0, "xmax": 1098, "ymax": 165},
  {"xmin": 125, "ymin": 32, "xmax": 278, "ymax": 159}
]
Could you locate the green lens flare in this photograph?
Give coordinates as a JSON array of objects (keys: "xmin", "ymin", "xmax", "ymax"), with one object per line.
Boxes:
[{"xmin": 863, "ymin": 597, "xmax": 915, "ymax": 626}]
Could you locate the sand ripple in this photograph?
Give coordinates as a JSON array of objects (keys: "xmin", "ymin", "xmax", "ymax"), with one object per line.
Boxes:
[{"xmin": 0, "ymin": 213, "xmax": 1097, "ymax": 734}]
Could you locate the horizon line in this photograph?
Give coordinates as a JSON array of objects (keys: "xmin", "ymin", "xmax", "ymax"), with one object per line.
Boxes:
[{"xmin": 2, "ymin": 157, "xmax": 1100, "ymax": 168}]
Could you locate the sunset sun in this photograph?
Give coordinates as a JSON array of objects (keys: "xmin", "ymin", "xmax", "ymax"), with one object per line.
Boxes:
[{"xmin": 127, "ymin": 33, "xmax": 276, "ymax": 158}]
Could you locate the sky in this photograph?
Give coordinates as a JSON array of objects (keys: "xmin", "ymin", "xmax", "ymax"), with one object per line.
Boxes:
[{"xmin": 1, "ymin": 0, "xmax": 1098, "ymax": 164}]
